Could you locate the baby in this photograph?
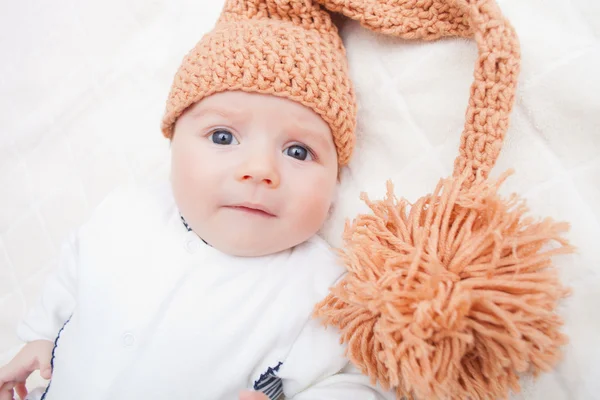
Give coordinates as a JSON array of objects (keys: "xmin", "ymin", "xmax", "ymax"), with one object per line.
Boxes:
[{"xmin": 0, "ymin": 1, "xmax": 393, "ymax": 399}]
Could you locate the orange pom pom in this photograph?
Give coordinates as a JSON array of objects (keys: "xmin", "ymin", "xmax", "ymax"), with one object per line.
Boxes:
[{"xmin": 314, "ymin": 171, "xmax": 573, "ymax": 399}]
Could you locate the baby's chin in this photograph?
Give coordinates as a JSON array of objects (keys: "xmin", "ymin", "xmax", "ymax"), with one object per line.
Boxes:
[
  {"xmin": 204, "ymin": 227, "xmax": 315, "ymax": 257},
  {"xmin": 216, "ymin": 243, "xmax": 286, "ymax": 257}
]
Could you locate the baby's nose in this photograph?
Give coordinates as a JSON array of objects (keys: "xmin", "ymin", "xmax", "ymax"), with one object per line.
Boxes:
[{"xmin": 235, "ymin": 152, "xmax": 280, "ymax": 188}]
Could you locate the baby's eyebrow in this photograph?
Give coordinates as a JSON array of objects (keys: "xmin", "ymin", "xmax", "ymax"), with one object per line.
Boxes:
[
  {"xmin": 190, "ymin": 107, "xmax": 240, "ymax": 120},
  {"xmin": 287, "ymin": 122, "xmax": 333, "ymax": 150}
]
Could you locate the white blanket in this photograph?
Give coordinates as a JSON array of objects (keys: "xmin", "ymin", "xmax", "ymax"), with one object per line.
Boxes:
[{"xmin": 0, "ymin": 0, "xmax": 598, "ymax": 398}]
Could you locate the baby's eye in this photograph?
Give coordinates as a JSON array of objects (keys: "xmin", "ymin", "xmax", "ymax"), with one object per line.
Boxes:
[
  {"xmin": 284, "ymin": 144, "xmax": 312, "ymax": 161},
  {"xmin": 210, "ymin": 129, "xmax": 239, "ymax": 145}
]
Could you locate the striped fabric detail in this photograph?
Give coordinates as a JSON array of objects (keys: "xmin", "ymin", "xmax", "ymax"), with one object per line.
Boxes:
[
  {"xmin": 180, "ymin": 214, "xmax": 210, "ymax": 245},
  {"xmin": 180, "ymin": 214, "xmax": 192, "ymax": 232},
  {"xmin": 254, "ymin": 362, "xmax": 284, "ymax": 400}
]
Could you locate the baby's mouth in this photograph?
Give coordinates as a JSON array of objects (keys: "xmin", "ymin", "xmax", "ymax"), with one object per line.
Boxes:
[{"xmin": 224, "ymin": 203, "xmax": 276, "ymax": 218}]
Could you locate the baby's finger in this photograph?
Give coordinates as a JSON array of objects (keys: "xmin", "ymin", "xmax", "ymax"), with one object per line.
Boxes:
[
  {"xmin": 37, "ymin": 349, "xmax": 53, "ymax": 381},
  {"xmin": 38, "ymin": 365, "xmax": 52, "ymax": 381},
  {"xmin": 0, "ymin": 381, "xmax": 15, "ymax": 400},
  {"xmin": 14, "ymin": 382, "xmax": 27, "ymax": 400},
  {"xmin": 238, "ymin": 390, "xmax": 269, "ymax": 400},
  {"xmin": 37, "ymin": 348, "xmax": 53, "ymax": 376},
  {"xmin": 0, "ymin": 366, "xmax": 13, "ymax": 387}
]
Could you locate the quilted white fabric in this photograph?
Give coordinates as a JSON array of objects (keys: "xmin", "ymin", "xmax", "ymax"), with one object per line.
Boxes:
[{"xmin": 0, "ymin": 0, "xmax": 598, "ymax": 398}]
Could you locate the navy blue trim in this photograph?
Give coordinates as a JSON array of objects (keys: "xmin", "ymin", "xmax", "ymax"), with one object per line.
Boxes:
[
  {"xmin": 180, "ymin": 214, "xmax": 210, "ymax": 246},
  {"xmin": 253, "ymin": 362, "xmax": 284, "ymax": 400},
  {"xmin": 40, "ymin": 316, "xmax": 72, "ymax": 400},
  {"xmin": 180, "ymin": 214, "xmax": 193, "ymax": 232}
]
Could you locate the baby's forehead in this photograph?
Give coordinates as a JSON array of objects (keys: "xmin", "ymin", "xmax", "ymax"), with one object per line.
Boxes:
[
  {"xmin": 190, "ymin": 91, "xmax": 302, "ymax": 112},
  {"xmin": 187, "ymin": 91, "xmax": 332, "ymax": 134}
]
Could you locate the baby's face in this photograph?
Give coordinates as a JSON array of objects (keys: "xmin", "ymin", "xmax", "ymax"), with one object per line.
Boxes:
[{"xmin": 170, "ymin": 91, "xmax": 338, "ymax": 257}]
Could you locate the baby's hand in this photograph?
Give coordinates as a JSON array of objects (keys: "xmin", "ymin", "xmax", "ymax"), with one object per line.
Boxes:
[
  {"xmin": 239, "ymin": 390, "xmax": 270, "ymax": 400},
  {"xmin": 0, "ymin": 340, "xmax": 54, "ymax": 400}
]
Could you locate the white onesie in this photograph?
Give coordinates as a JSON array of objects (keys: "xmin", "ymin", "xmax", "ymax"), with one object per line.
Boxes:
[{"xmin": 17, "ymin": 182, "xmax": 391, "ymax": 400}]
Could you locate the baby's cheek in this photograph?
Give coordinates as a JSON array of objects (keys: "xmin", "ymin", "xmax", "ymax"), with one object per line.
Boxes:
[
  {"xmin": 295, "ymin": 183, "xmax": 334, "ymax": 231},
  {"xmin": 171, "ymin": 147, "xmax": 216, "ymax": 219}
]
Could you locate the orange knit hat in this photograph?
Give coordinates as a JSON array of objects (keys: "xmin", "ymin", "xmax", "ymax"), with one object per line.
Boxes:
[
  {"xmin": 163, "ymin": 1, "xmax": 572, "ymax": 399},
  {"xmin": 161, "ymin": 0, "xmax": 356, "ymax": 166}
]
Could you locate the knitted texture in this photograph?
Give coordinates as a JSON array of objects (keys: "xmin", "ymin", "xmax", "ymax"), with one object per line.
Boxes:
[{"xmin": 161, "ymin": 0, "xmax": 356, "ymax": 166}]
